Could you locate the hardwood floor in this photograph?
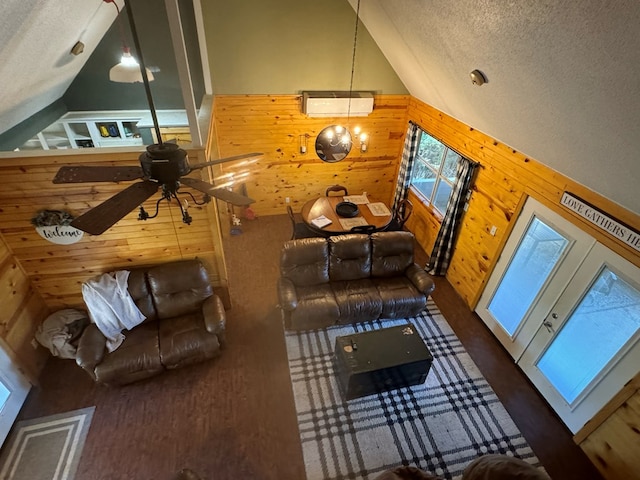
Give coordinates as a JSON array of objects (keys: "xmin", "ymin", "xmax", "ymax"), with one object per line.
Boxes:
[{"xmin": 12, "ymin": 215, "xmax": 603, "ymax": 480}]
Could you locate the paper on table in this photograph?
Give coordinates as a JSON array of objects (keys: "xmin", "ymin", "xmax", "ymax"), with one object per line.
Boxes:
[
  {"xmin": 343, "ymin": 194, "xmax": 369, "ymax": 204},
  {"xmin": 339, "ymin": 217, "xmax": 368, "ymax": 229},
  {"xmin": 310, "ymin": 215, "xmax": 332, "ymax": 228},
  {"xmin": 367, "ymin": 202, "xmax": 391, "ymax": 216}
]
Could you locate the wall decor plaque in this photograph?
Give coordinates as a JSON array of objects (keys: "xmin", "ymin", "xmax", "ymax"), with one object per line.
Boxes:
[{"xmin": 31, "ymin": 210, "xmax": 84, "ymax": 245}]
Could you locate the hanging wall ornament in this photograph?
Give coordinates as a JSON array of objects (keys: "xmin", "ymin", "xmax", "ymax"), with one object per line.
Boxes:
[{"xmin": 31, "ymin": 210, "xmax": 84, "ymax": 244}]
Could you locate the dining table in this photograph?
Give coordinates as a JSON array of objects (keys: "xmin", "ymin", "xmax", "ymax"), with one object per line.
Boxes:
[{"xmin": 301, "ymin": 194, "xmax": 393, "ymax": 234}]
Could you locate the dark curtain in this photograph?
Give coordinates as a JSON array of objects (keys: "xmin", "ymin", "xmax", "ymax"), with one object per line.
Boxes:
[
  {"xmin": 391, "ymin": 122, "xmax": 420, "ymax": 213},
  {"xmin": 427, "ymin": 157, "xmax": 480, "ymax": 275}
]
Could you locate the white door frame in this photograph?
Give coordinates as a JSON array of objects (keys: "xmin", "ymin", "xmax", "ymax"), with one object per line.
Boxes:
[{"xmin": 0, "ymin": 340, "xmax": 32, "ymax": 446}]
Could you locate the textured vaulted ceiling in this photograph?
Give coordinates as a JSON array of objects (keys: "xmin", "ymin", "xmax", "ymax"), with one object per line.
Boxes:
[
  {"xmin": 350, "ymin": 0, "xmax": 640, "ymax": 214},
  {"xmin": 0, "ymin": 0, "xmax": 121, "ymax": 135},
  {"xmin": 1, "ymin": 0, "xmax": 639, "ymax": 215}
]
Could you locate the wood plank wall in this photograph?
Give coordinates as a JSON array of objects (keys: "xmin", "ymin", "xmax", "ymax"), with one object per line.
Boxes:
[
  {"xmin": 404, "ymin": 97, "xmax": 640, "ymax": 478},
  {"xmin": 0, "ymin": 233, "xmax": 49, "ymax": 382},
  {"xmin": 405, "ymin": 98, "xmax": 640, "ymax": 308},
  {"xmin": 575, "ymin": 372, "xmax": 640, "ymax": 479},
  {"xmin": 0, "ymin": 148, "xmax": 226, "ymax": 312},
  {"xmin": 212, "ymin": 95, "xmax": 410, "ymax": 214}
]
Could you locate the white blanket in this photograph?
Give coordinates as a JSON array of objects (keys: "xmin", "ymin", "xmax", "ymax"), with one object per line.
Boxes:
[{"xmin": 81, "ymin": 270, "xmax": 146, "ymax": 352}]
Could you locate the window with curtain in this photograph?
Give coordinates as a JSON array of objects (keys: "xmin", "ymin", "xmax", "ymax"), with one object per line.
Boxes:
[{"xmin": 409, "ymin": 129, "xmax": 461, "ymax": 215}]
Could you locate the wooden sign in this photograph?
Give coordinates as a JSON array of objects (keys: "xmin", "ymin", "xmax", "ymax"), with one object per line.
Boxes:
[
  {"xmin": 35, "ymin": 225, "xmax": 84, "ymax": 245},
  {"xmin": 560, "ymin": 192, "xmax": 640, "ymax": 253}
]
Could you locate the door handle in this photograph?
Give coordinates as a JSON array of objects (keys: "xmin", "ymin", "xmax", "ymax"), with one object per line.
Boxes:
[{"xmin": 542, "ymin": 320, "xmax": 554, "ymax": 333}]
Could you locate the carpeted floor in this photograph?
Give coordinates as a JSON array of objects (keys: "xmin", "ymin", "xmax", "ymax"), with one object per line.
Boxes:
[
  {"xmin": 286, "ymin": 301, "xmax": 540, "ymax": 480},
  {"xmin": 0, "ymin": 406, "xmax": 94, "ymax": 480}
]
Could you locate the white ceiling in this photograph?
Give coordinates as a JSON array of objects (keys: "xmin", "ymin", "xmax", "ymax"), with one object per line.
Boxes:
[
  {"xmin": 352, "ymin": 0, "xmax": 640, "ymax": 215},
  {"xmin": 0, "ymin": 0, "xmax": 122, "ymax": 135},
  {"xmin": 2, "ymin": 0, "xmax": 639, "ymax": 215}
]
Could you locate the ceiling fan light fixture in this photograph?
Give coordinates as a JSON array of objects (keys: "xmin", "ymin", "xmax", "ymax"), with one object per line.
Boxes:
[{"xmin": 109, "ymin": 48, "xmax": 155, "ymax": 83}]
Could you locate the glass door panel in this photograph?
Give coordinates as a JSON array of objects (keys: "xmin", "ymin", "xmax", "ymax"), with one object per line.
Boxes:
[
  {"xmin": 476, "ymin": 197, "xmax": 595, "ymax": 360},
  {"xmin": 537, "ymin": 267, "xmax": 640, "ymax": 404},
  {"xmin": 520, "ymin": 243, "xmax": 640, "ymax": 433},
  {"xmin": 0, "ymin": 381, "xmax": 10, "ymax": 410},
  {"xmin": 488, "ymin": 217, "xmax": 568, "ymax": 336}
]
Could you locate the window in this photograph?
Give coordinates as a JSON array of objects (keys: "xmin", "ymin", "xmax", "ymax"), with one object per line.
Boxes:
[{"xmin": 409, "ymin": 130, "xmax": 461, "ymax": 215}]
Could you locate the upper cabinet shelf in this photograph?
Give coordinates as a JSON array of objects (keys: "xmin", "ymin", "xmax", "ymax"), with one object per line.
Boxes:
[{"xmin": 18, "ymin": 109, "xmax": 188, "ymax": 151}]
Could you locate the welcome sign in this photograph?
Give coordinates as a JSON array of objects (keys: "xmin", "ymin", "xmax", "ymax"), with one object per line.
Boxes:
[
  {"xmin": 561, "ymin": 192, "xmax": 640, "ymax": 253},
  {"xmin": 35, "ymin": 225, "xmax": 84, "ymax": 244}
]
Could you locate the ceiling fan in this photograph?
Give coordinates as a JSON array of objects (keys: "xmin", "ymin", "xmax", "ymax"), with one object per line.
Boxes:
[
  {"xmin": 52, "ymin": 0, "xmax": 261, "ymax": 236},
  {"xmin": 53, "ymin": 147, "xmax": 262, "ymax": 235}
]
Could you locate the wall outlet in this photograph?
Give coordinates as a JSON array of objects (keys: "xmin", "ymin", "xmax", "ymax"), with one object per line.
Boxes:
[
  {"xmin": 490, "ymin": 225, "xmax": 497, "ymax": 236},
  {"xmin": 285, "ymin": 197, "xmax": 290, "ymax": 204}
]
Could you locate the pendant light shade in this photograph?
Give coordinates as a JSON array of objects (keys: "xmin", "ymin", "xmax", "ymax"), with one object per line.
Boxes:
[{"xmin": 109, "ymin": 47, "xmax": 154, "ymax": 83}]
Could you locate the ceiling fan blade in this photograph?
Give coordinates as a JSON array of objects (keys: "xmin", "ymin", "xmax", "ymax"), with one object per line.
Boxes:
[
  {"xmin": 180, "ymin": 177, "xmax": 255, "ymax": 206},
  {"xmin": 189, "ymin": 152, "xmax": 263, "ymax": 170},
  {"xmin": 208, "ymin": 188, "xmax": 255, "ymax": 206},
  {"xmin": 179, "ymin": 177, "xmax": 218, "ymax": 194},
  {"xmin": 70, "ymin": 181, "xmax": 159, "ymax": 235},
  {"xmin": 53, "ymin": 166, "xmax": 144, "ymax": 184}
]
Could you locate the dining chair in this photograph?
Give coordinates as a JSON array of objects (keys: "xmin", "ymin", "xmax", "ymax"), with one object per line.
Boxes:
[
  {"xmin": 325, "ymin": 185, "xmax": 349, "ymax": 196},
  {"xmin": 384, "ymin": 199, "xmax": 413, "ymax": 231},
  {"xmin": 287, "ymin": 205, "xmax": 318, "ymax": 240},
  {"xmin": 350, "ymin": 225, "xmax": 377, "ymax": 234}
]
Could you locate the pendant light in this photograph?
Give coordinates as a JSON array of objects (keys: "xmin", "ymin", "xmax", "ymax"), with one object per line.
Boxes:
[
  {"xmin": 315, "ymin": 0, "xmax": 365, "ymax": 163},
  {"xmin": 105, "ymin": 0, "xmax": 154, "ymax": 83}
]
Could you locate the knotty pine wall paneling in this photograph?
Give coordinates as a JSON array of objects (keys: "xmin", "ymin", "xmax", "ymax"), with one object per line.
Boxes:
[
  {"xmin": 0, "ymin": 148, "xmax": 226, "ymax": 310},
  {"xmin": 212, "ymin": 94, "xmax": 410, "ymax": 215},
  {"xmin": 575, "ymin": 373, "xmax": 640, "ymax": 479},
  {"xmin": 406, "ymin": 98, "xmax": 640, "ymax": 474},
  {"xmin": 406, "ymin": 98, "xmax": 640, "ymax": 308},
  {"xmin": 0, "ymin": 233, "xmax": 49, "ymax": 382}
]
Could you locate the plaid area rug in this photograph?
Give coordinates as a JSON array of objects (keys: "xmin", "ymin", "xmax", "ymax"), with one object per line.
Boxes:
[{"xmin": 285, "ymin": 300, "xmax": 541, "ymax": 480}]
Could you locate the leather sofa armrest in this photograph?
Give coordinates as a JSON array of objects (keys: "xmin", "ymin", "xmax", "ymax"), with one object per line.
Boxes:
[
  {"xmin": 405, "ymin": 264, "xmax": 436, "ymax": 296},
  {"xmin": 202, "ymin": 295, "xmax": 226, "ymax": 337},
  {"xmin": 75, "ymin": 324, "xmax": 106, "ymax": 381},
  {"xmin": 278, "ymin": 277, "xmax": 298, "ymax": 311}
]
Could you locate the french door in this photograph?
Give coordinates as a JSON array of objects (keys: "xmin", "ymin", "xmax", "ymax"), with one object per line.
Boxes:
[
  {"xmin": 476, "ymin": 197, "xmax": 640, "ymax": 433},
  {"xmin": 0, "ymin": 342, "xmax": 31, "ymax": 445},
  {"xmin": 476, "ymin": 198, "xmax": 595, "ymax": 360}
]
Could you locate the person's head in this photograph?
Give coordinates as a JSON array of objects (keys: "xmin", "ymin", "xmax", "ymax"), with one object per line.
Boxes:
[
  {"xmin": 172, "ymin": 469, "xmax": 203, "ymax": 480},
  {"xmin": 462, "ymin": 455, "xmax": 550, "ymax": 480}
]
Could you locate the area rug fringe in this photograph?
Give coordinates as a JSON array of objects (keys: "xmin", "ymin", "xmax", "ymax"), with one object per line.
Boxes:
[{"xmin": 285, "ymin": 300, "xmax": 540, "ymax": 480}]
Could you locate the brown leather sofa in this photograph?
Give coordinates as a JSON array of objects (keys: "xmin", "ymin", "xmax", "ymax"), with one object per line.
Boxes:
[
  {"xmin": 278, "ymin": 231, "xmax": 435, "ymax": 330},
  {"xmin": 75, "ymin": 259, "xmax": 226, "ymax": 386}
]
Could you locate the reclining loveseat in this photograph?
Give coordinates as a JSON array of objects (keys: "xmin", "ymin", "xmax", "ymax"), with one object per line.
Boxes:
[
  {"xmin": 278, "ymin": 231, "xmax": 435, "ymax": 330},
  {"xmin": 76, "ymin": 258, "xmax": 226, "ymax": 386}
]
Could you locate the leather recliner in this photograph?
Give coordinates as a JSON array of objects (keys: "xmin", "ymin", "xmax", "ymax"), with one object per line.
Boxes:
[{"xmin": 75, "ymin": 258, "xmax": 226, "ymax": 386}]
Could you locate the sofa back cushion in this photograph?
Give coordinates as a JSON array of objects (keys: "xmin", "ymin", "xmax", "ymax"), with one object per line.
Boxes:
[
  {"xmin": 280, "ymin": 238, "xmax": 329, "ymax": 286},
  {"xmin": 371, "ymin": 231, "xmax": 415, "ymax": 277},
  {"xmin": 146, "ymin": 259, "xmax": 213, "ymax": 320},
  {"xmin": 127, "ymin": 269, "xmax": 157, "ymax": 323},
  {"xmin": 329, "ymin": 234, "xmax": 371, "ymax": 281}
]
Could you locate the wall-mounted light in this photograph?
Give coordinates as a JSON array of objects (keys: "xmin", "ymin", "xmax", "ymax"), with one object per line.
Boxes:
[
  {"xmin": 299, "ymin": 134, "xmax": 309, "ymax": 154},
  {"xmin": 359, "ymin": 132, "xmax": 368, "ymax": 152},
  {"xmin": 353, "ymin": 126, "xmax": 368, "ymax": 153}
]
